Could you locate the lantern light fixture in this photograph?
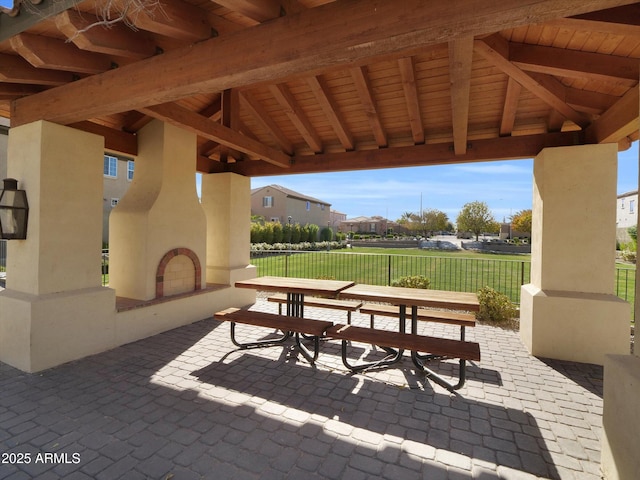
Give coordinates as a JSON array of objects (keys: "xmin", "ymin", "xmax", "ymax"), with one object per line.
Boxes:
[{"xmin": 0, "ymin": 178, "xmax": 29, "ymax": 240}]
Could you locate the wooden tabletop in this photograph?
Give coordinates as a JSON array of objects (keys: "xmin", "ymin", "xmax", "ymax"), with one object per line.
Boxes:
[
  {"xmin": 235, "ymin": 276, "xmax": 355, "ymax": 297},
  {"xmin": 339, "ymin": 284, "xmax": 480, "ymax": 311}
]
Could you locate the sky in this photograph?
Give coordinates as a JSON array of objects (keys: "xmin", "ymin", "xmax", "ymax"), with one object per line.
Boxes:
[{"xmin": 247, "ymin": 141, "xmax": 639, "ymax": 223}]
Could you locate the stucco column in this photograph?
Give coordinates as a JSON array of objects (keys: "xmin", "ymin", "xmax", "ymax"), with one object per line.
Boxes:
[
  {"xmin": 0, "ymin": 121, "xmax": 116, "ymax": 372},
  {"xmin": 201, "ymin": 172, "xmax": 256, "ymax": 295},
  {"xmin": 520, "ymin": 143, "xmax": 630, "ymax": 365},
  {"xmin": 109, "ymin": 120, "xmax": 206, "ymax": 301}
]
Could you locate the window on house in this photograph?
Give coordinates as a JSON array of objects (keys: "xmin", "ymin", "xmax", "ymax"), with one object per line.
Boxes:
[
  {"xmin": 370, "ymin": 223, "xmax": 376, "ymax": 232},
  {"xmin": 111, "ymin": 198, "xmax": 119, "ymax": 207},
  {"xmin": 321, "ymin": 204, "xmax": 325, "ymax": 211},
  {"xmin": 630, "ymin": 200, "xmax": 635, "ymax": 213},
  {"xmin": 263, "ymin": 196, "xmax": 274, "ymax": 207},
  {"xmin": 306, "ymin": 201, "xmax": 311, "ymax": 211},
  {"xmin": 127, "ymin": 161, "xmax": 135, "ymax": 181},
  {"xmin": 270, "ymin": 217, "xmax": 279, "ymax": 222},
  {"xmin": 621, "ymin": 199, "xmax": 625, "ymax": 209},
  {"xmin": 104, "ymin": 155, "xmax": 117, "ymax": 178}
]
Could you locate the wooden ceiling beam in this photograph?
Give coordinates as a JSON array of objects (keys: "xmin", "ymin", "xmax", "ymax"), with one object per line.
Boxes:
[
  {"xmin": 219, "ymin": 88, "xmax": 241, "ymax": 162},
  {"xmin": 227, "ymin": 131, "xmax": 584, "ymax": 176},
  {"xmin": 114, "ymin": 0, "xmax": 212, "ymax": 42},
  {"xmin": 270, "ymin": 83, "xmax": 323, "ymax": 153},
  {"xmin": 306, "ymin": 75, "xmax": 354, "ymax": 151},
  {"xmin": 199, "ymin": 95, "xmax": 222, "ymax": 121},
  {"xmin": 12, "ymin": 0, "xmax": 638, "ymax": 126},
  {"xmin": 398, "ymin": 57, "xmax": 424, "ymax": 144},
  {"xmin": 10, "ymin": 33, "xmax": 112, "ymax": 75},
  {"xmin": 240, "ymin": 91, "xmax": 294, "ymax": 155},
  {"xmin": 510, "ymin": 43, "xmax": 639, "ymax": 86},
  {"xmin": 0, "ymin": 53, "xmax": 75, "ymax": 86},
  {"xmin": 566, "ymin": 88, "xmax": 618, "ymax": 115},
  {"xmin": 547, "ymin": 110, "xmax": 565, "ymax": 132},
  {"xmin": 585, "ymin": 86, "xmax": 639, "ymax": 144},
  {"xmin": 474, "ymin": 35, "xmax": 590, "ymax": 128},
  {"xmin": 350, "ymin": 66, "xmax": 387, "ymax": 147},
  {"xmin": 548, "ymin": 4, "xmax": 640, "ymax": 36},
  {"xmin": 0, "ymin": 83, "xmax": 43, "ymax": 100},
  {"xmin": 55, "ymin": 10, "xmax": 157, "ymax": 60},
  {"xmin": 69, "ymin": 121, "xmax": 138, "ymax": 155},
  {"xmin": 449, "ymin": 36, "xmax": 474, "ymax": 155},
  {"xmin": 121, "ymin": 111, "xmax": 152, "ymax": 133},
  {"xmin": 140, "ymin": 102, "xmax": 291, "ymax": 168},
  {"xmin": 500, "ymin": 77, "xmax": 522, "ymax": 136},
  {"xmin": 213, "ymin": 0, "xmax": 282, "ymax": 23}
]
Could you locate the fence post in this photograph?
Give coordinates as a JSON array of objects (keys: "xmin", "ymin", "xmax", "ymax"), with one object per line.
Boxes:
[
  {"xmin": 388, "ymin": 255, "xmax": 392, "ymax": 286},
  {"xmin": 520, "ymin": 261, "xmax": 525, "ymax": 287},
  {"xmin": 285, "ymin": 253, "xmax": 289, "ymax": 277}
]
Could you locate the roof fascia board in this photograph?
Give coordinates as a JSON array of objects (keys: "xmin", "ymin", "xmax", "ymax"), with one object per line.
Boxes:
[{"xmin": 0, "ymin": 0, "xmax": 81, "ymax": 42}]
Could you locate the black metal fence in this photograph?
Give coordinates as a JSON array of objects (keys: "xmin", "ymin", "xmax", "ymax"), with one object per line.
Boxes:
[
  {"xmin": 0, "ymin": 240, "xmax": 6, "ymax": 283},
  {"xmin": 250, "ymin": 250, "xmax": 636, "ymax": 312},
  {"xmin": 96, "ymin": 248, "xmax": 635, "ymax": 318}
]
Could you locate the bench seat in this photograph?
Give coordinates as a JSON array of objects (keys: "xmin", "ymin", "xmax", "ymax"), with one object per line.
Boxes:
[
  {"xmin": 214, "ymin": 307, "xmax": 334, "ymax": 363},
  {"xmin": 326, "ymin": 324, "xmax": 480, "ymax": 360},
  {"xmin": 325, "ymin": 323, "xmax": 480, "ymax": 391},
  {"xmin": 268, "ymin": 293, "xmax": 362, "ymax": 323},
  {"xmin": 359, "ymin": 303, "xmax": 476, "ymax": 327}
]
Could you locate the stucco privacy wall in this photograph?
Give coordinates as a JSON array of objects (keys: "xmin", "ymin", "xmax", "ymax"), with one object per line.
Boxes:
[
  {"xmin": 520, "ymin": 144, "xmax": 630, "ymax": 365},
  {"xmin": 109, "ymin": 120, "xmax": 206, "ymax": 301},
  {"xmin": 0, "ymin": 121, "xmax": 116, "ymax": 371},
  {"xmin": 202, "ymin": 172, "xmax": 257, "ymax": 292}
]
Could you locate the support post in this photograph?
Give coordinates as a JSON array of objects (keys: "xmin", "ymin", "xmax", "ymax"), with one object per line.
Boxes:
[
  {"xmin": 520, "ymin": 143, "xmax": 630, "ymax": 365},
  {"xmin": 0, "ymin": 121, "xmax": 116, "ymax": 372}
]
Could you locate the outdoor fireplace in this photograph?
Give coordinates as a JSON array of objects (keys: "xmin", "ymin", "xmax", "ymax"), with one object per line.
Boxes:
[{"xmin": 155, "ymin": 248, "xmax": 202, "ymax": 298}]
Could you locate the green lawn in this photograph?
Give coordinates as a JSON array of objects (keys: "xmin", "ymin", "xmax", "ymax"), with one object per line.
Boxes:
[
  {"xmin": 251, "ymin": 247, "xmax": 636, "ymax": 320},
  {"xmin": 252, "ymin": 248, "xmax": 531, "ymax": 302}
]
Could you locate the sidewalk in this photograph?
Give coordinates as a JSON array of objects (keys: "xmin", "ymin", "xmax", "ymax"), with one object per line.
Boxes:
[{"xmin": 0, "ymin": 298, "xmax": 605, "ymax": 479}]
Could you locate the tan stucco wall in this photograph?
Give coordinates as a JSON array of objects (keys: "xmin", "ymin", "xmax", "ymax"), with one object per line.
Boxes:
[
  {"xmin": 0, "ymin": 121, "xmax": 118, "ymax": 372},
  {"xmin": 520, "ymin": 144, "xmax": 630, "ymax": 365},
  {"xmin": 109, "ymin": 120, "xmax": 206, "ymax": 301},
  {"xmin": 601, "ymin": 354, "xmax": 640, "ymax": 480},
  {"xmin": 202, "ymin": 172, "xmax": 256, "ymax": 291},
  {"xmin": 5, "ymin": 121, "xmax": 105, "ymax": 295}
]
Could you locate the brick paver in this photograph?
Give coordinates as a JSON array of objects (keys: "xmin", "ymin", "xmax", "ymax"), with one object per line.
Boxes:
[{"xmin": 0, "ymin": 297, "xmax": 605, "ymax": 479}]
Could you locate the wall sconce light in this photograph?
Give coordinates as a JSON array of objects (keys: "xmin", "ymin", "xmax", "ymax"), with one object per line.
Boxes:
[{"xmin": 0, "ymin": 178, "xmax": 29, "ymax": 240}]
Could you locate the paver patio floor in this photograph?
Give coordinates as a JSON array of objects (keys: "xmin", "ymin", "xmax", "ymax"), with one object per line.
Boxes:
[{"xmin": 0, "ymin": 297, "xmax": 605, "ymax": 479}]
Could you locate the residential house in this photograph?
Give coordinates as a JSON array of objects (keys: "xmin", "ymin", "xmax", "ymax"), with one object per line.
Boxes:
[
  {"xmin": 616, "ymin": 190, "xmax": 638, "ymax": 244},
  {"xmin": 102, "ymin": 154, "xmax": 135, "ymax": 244},
  {"xmin": 341, "ymin": 216, "xmax": 399, "ymax": 236},
  {"xmin": 251, "ymin": 185, "xmax": 331, "ymax": 231},
  {"xmin": 1, "ymin": 123, "xmax": 133, "ymax": 245},
  {"xmin": 329, "ymin": 209, "xmax": 347, "ymax": 234}
]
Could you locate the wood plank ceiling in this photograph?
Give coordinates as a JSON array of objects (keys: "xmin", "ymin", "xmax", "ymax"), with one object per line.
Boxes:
[{"xmin": 0, "ymin": 0, "xmax": 639, "ymax": 177}]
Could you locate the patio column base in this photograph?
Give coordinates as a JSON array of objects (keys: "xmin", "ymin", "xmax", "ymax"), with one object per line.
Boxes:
[
  {"xmin": 519, "ymin": 284, "xmax": 630, "ymax": 365},
  {"xmin": 601, "ymin": 354, "xmax": 640, "ymax": 480},
  {"xmin": 0, "ymin": 287, "xmax": 116, "ymax": 373}
]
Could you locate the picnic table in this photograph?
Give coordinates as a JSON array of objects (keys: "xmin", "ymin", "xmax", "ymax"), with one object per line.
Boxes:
[{"xmin": 215, "ymin": 277, "xmax": 481, "ymax": 390}]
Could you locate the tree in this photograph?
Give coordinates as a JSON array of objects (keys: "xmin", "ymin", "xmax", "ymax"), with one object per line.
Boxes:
[
  {"xmin": 511, "ymin": 209, "xmax": 532, "ymax": 236},
  {"xmin": 397, "ymin": 209, "xmax": 448, "ymax": 236},
  {"xmin": 422, "ymin": 209, "xmax": 449, "ymax": 235},
  {"xmin": 456, "ymin": 201, "xmax": 496, "ymax": 241}
]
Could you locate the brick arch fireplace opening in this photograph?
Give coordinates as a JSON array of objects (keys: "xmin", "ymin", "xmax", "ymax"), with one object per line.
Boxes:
[{"xmin": 155, "ymin": 248, "xmax": 202, "ymax": 298}]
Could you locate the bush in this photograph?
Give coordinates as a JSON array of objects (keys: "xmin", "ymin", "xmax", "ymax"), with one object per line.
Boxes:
[
  {"xmin": 391, "ymin": 275, "xmax": 431, "ymax": 289},
  {"xmin": 476, "ymin": 286, "xmax": 519, "ymax": 328}
]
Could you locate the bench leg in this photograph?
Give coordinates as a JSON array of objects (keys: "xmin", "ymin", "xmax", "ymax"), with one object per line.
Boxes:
[
  {"xmin": 338, "ymin": 339, "xmax": 404, "ymax": 372},
  {"xmin": 411, "ymin": 352, "xmax": 468, "ymax": 391},
  {"xmin": 229, "ymin": 321, "xmax": 292, "ymax": 349},
  {"xmin": 294, "ymin": 333, "xmax": 322, "ymax": 364}
]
